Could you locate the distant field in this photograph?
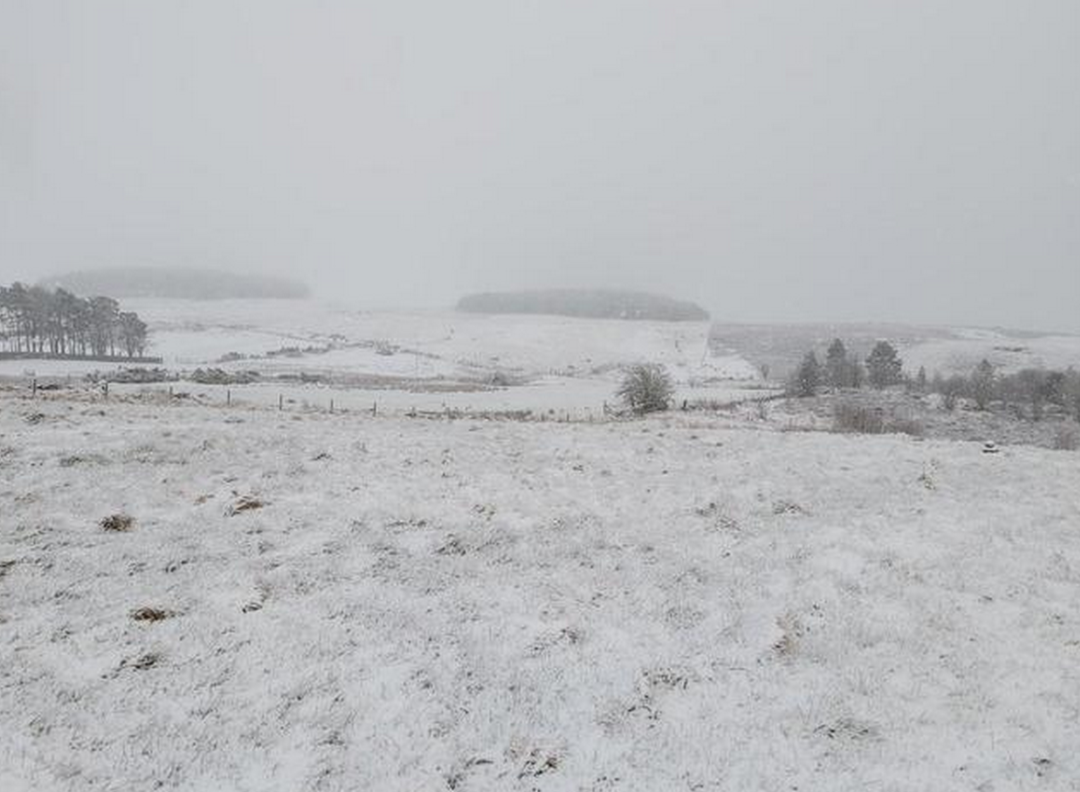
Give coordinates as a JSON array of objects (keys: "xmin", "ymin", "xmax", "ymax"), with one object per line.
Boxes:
[
  {"xmin": 456, "ymin": 288, "xmax": 710, "ymax": 321},
  {"xmin": 710, "ymin": 322, "xmax": 1080, "ymax": 378},
  {"xmin": 0, "ymin": 299, "xmax": 768, "ymax": 417},
  {"xmin": 6, "ymin": 301, "xmax": 1077, "ymax": 419}
]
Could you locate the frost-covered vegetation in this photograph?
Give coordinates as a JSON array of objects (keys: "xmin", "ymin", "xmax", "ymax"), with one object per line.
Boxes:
[
  {"xmin": 457, "ymin": 289, "xmax": 710, "ymax": 321},
  {"xmin": 786, "ymin": 337, "xmax": 1080, "ymax": 432},
  {"xmin": 1, "ymin": 303, "xmax": 1079, "ymax": 790},
  {"xmin": 2, "ymin": 393, "xmax": 1079, "ymax": 791},
  {"xmin": 615, "ymin": 364, "xmax": 674, "ymax": 414},
  {"xmin": 712, "ymin": 322, "xmax": 1080, "ymax": 383}
]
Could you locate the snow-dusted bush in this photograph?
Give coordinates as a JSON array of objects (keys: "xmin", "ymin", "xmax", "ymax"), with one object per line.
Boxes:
[
  {"xmin": 1053, "ymin": 425, "xmax": 1079, "ymax": 451},
  {"xmin": 832, "ymin": 402, "xmax": 923, "ymax": 437},
  {"xmin": 833, "ymin": 402, "xmax": 884, "ymax": 434},
  {"xmin": 616, "ymin": 364, "xmax": 674, "ymax": 414}
]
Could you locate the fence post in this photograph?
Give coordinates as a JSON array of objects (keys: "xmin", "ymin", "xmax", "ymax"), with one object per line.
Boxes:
[
  {"xmin": 279, "ymin": 394, "xmax": 283, "ymax": 411},
  {"xmin": 227, "ymin": 389, "xmax": 231, "ymax": 406},
  {"xmin": 372, "ymin": 401, "xmax": 377, "ymax": 417},
  {"xmin": 31, "ymin": 378, "xmax": 37, "ymax": 399},
  {"xmin": 103, "ymin": 382, "xmax": 109, "ymax": 401},
  {"xmin": 329, "ymin": 398, "xmax": 334, "ymax": 414}
]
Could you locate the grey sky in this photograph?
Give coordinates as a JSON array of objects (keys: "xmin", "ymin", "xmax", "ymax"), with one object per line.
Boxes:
[{"xmin": 1, "ymin": 0, "xmax": 1077, "ymax": 331}]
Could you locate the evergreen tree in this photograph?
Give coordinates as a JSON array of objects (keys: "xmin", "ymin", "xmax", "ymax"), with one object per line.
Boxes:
[
  {"xmin": 0, "ymin": 283, "xmax": 148, "ymax": 359},
  {"xmin": 789, "ymin": 352, "xmax": 822, "ymax": 397},
  {"xmin": 866, "ymin": 341, "xmax": 903, "ymax": 389},
  {"xmin": 970, "ymin": 359, "xmax": 995, "ymax": 410},
  {"xmin": 825, "ymin": 339, "xmax": 849, "ymax": 389}
]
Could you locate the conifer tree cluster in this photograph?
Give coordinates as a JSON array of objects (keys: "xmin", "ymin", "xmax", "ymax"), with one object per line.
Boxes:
[{"xmin": 0, "ymin": 283, "xmax": 148, "ymax": 358}]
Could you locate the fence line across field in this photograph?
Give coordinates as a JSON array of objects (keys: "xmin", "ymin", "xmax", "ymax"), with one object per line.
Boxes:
[
  {"xmin": 13, "ymin": 374, "xmax": 775, "ymax": 425},
  {"xmin": 17, "ymin": 377, "xmax": 625, "ymax": 423}
]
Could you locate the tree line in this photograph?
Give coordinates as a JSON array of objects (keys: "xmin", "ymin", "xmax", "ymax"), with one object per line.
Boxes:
[
  {"xmin": 927, "ymin": 361, "xmax": 1080, "ymax": 421},
  {"xmin": 788, "ymin": 339, "xmax": 905, "ymax": 397},
  {"xmin": 788, "ymin": 337, "xmax": 1080, "ymax": 422},
  {"xmin": 457, "ymin": 289, "xmax": 710, "ymax": 321},
  {"xmin": 0, "ymin": 282, "xmax": 149, "ymax": 358}
]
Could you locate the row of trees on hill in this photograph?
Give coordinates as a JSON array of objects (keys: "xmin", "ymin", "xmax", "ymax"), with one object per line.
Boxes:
[
  {"xmin": 457, "ymin": 289, "xmax": 710, "ymax": 321},
  {"xmin": 789, "ymin": 339, "xmax": 905, "ymax": 397},
  {"xmin": 0, "ymin": 283, "xmax": 149, "ymax": 358},
  {"xmin": 40, "ymin": 267, "xmax": 310, "ymax": 301}
]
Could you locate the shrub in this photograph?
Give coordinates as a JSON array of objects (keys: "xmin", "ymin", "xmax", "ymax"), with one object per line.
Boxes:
[
  {"xmin": 616, "ymin": 364, "xmax": 674, "ymax": 414},
  {"xmin": 833, "ymin": 402, "xmax": 885, "ymax": 434},
  {"xmin": 887, "ymin": 416, "xmax": 925, "ymax": 438},
  {"xmin": 1053, "ymin": 426, "xmax": 1079, "ymax": 451},
  {"xmin": 939, "ymin": 375, "xmax": 967, "ymax": 411},
  {"xmin": 832, "ymin": 402, "xmax": 923, "ymax": 437}
]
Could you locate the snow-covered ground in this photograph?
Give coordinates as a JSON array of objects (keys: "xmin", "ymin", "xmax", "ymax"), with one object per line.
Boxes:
[
  {"xmin": 98, "ymin": 378, "xmax": 763, "ymax": 419},
  {"xmin": 901, "ymin": 331, "xmax": 1080, "ymax": 377},
  {"xmin": 122, "ymin": 299, "xmax": 759, "ymax": 382},
  {"xmin": 0, "ymin": 299, "xmax": 769, "ymax": 416},
  {"xmin": 2, "ymin": 393, "xmax": 1078, "ymax": 791}
]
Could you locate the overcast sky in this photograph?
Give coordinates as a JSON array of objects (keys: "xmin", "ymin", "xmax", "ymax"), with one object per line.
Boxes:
[{"xmin": 1, "ymin": 1, "xmax": 1077, "ymax": 330}]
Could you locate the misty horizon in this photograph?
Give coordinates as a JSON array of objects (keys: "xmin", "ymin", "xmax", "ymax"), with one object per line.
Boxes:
[{"xmin": 2, "ymin": 1, "xmax": 1077, "ymax": 333}]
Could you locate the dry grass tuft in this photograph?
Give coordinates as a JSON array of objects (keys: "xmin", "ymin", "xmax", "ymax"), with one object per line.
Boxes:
[
  {"xmin": 100, "ymin": 513, "xmax": 134, "ymax": 532},
  {"xmin": 121, "ymin": 652, "xmax": 162, "ymax": 671},
  {"xmin": 773, "ymin": 500, "xmax": 807, "ymax": 516},
  {"xmin": 833, "ymin": 402, "xmax": 924, "ymax": 437},
  {"xmin": 130, "ymin": 607, "xmax": 174, "ymax": 623},
  {"xmin": 228, "ymin": 495, "xmax": 265, "ymax": 515}
]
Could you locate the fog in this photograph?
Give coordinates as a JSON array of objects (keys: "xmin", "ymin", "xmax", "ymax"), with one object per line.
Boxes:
[{"xmin": 1, "ymin": 0, "xmax": 1077, "ymax": 331}]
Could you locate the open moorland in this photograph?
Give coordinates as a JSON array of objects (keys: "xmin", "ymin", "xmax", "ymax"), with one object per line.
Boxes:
[{"xmin": 2, "ymin": 302, "xmax": 1079, "ymax": 790}]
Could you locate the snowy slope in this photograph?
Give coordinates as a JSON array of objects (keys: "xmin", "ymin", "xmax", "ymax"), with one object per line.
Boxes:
[
  {"xmin": 124, "ymin": 299, "xmax": 759, "ymax": 382},
  {"xmin": 901, "ymin": 331, "xmax": 1080, "ymax": 376},
  {"xmin": 2, "ymin": 394, "xmax": 1078, "ymax": 791}
]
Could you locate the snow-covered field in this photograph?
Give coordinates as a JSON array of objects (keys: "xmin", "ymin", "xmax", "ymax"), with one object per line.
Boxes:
[
  {"xmin": 125, "ymin": 299, "xmax": 759, "ymax": 382},
  {"xmin": 2, "ymin": 393, "xmax": 1079, "ymax": 791},
  {"xmin": 902, "ymin": 331, "xmax": 1080, "ymax": 377},
  {"xmin": 0, "ymin": 299, "xmax": 769, "ymax": 416}
]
